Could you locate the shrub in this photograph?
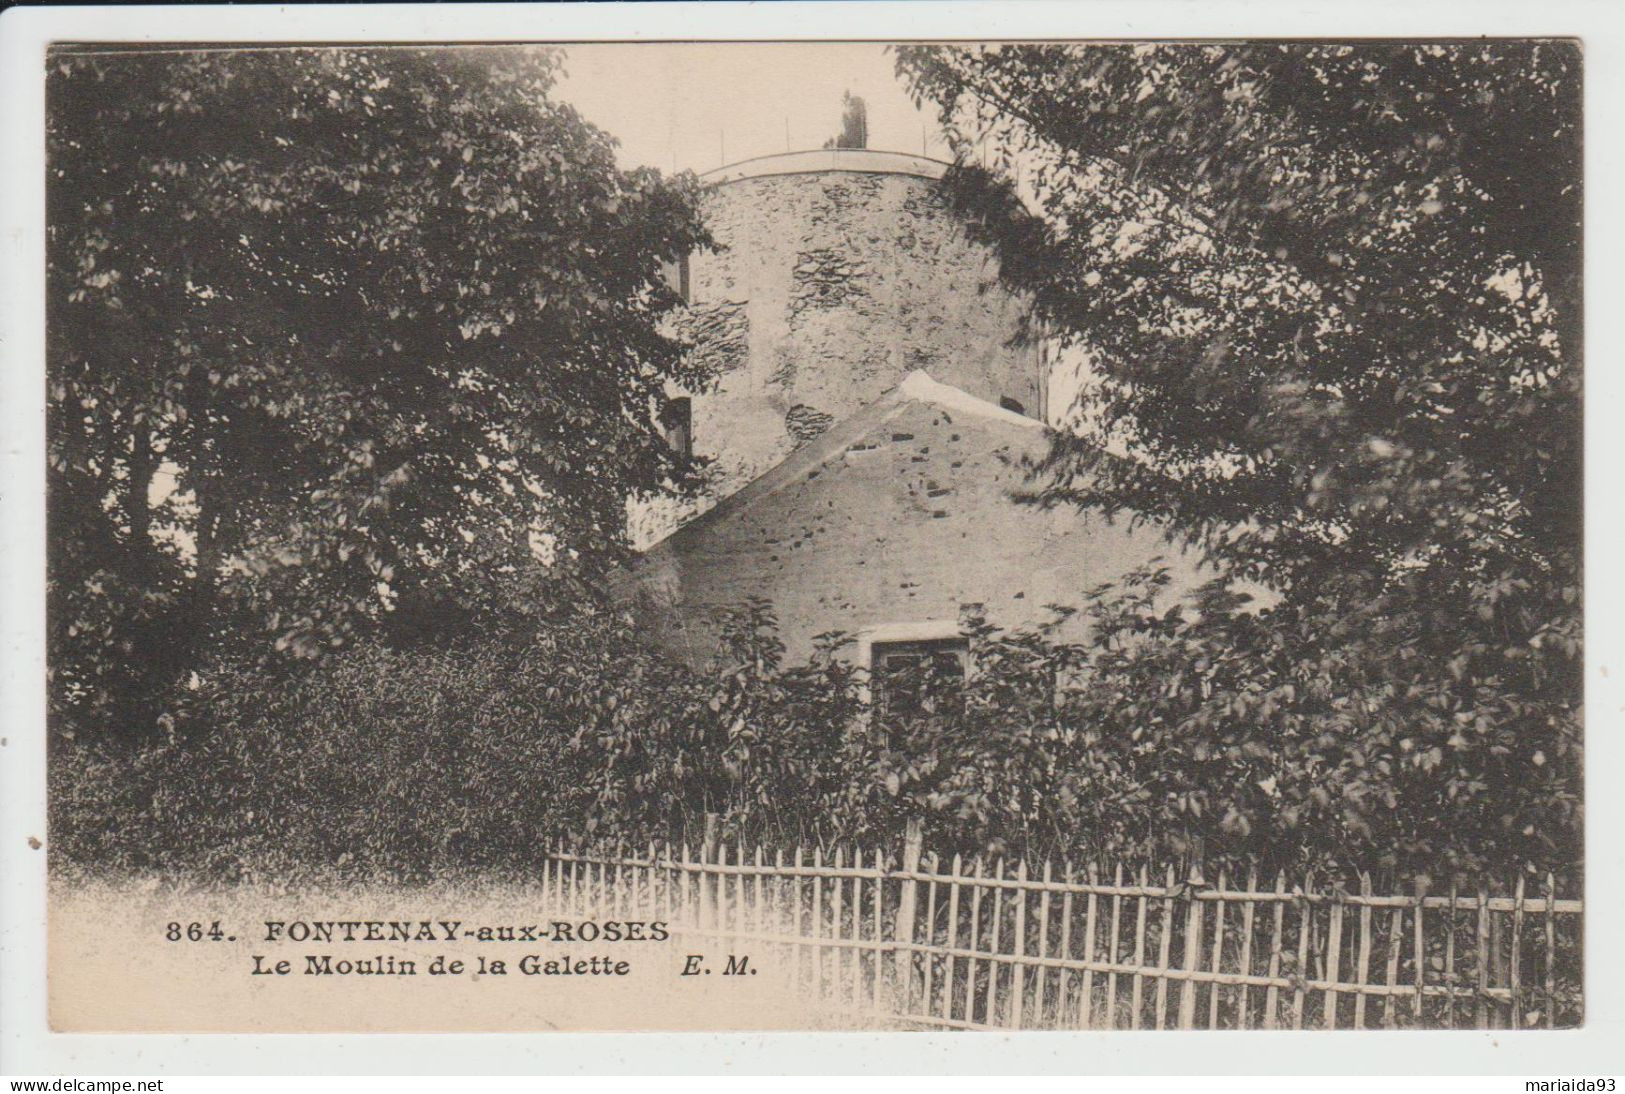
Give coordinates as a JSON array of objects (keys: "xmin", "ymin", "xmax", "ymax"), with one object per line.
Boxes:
[{"xmin": 50, "ymin": 581, "xmax": 1580, "ymax": 887}]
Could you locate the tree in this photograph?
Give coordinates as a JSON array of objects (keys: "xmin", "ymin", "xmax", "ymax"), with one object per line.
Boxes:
[
  {"xmin": 895, "ymin": 43, "xmax": 1581, "ymax": 875},
  {"xmin": 47, "ymin": 46, "xmax": 711, "ymax": 742}
]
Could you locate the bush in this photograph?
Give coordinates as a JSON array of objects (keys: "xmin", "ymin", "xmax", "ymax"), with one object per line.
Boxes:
[
  {"xmin": 49, "ymin": 605, "xmax": 863, "ymax": 883},
  {"xmin": 50, "ymin": 580, "xmax": 1580, "ymax": 887}
]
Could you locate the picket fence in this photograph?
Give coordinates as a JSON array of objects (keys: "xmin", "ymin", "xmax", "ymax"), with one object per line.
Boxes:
[{"xmin": 542, "ymin": 820, "xmax": 1582, "ymax": 1031}]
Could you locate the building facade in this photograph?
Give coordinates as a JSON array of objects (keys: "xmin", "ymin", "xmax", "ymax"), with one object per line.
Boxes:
[
  {"xmin": 619, "ymin": 148, "xmax": 1208, "ymax": 673},
  {"xmin": 630, "ymin": 149, "xmax": 1045, "ymax": 548}
]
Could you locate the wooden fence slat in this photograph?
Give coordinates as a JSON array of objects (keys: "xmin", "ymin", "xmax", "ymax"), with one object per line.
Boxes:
[
  {"xmin": 830, "ymin": 844, "xmax": 845, "ymax": 997},
  {"xmin": 872, "ymin": 845, "xmax": 884, "ymax": 1017},
  {"xmin": 792, "ymin": 844, "xmax": 805, "ymax": 990},
  {"xmin": 537, "ymin": 833, "xmax": 1579, "ymax": 1034},
  {"xmin": 703, "ymin": 815, "xmax": 720, "ymax": 932},
  {"xmin": 679, "ymin": 843, "xmax": 692, "ymax": 927},
  {"xmin": 1324, "ymin": 884, "xmax": 1344, "ymax": 1029},
  {"xmin": 796, "ymin": 842, "xmax": 806, "ymax": 970},
  {"xmin": 637, "ymin": 838, "xmax": 650, "ymax": 916},
  {"xmin": 895, "ymin": 820, "xmax": 923, "ymax": 1017},
  {"xmin": 1293, "ymin": 873, "xmax": 1313, "ymax": 1030},
  {"xmin": 1511, "ymin": 874, "xmax": 1526, "ymax": 1029},
  {"xmin": 572, "ymin": 840, "xmax": 581, "ymax": 913},
  {"xmin": 1491, "ymin": 881, "xmax": 1509, "ymax": 1017},
  {"xmin": 1383, "ymin": 905, "xmax": 1404, "ymax": 1029},
  {"xmin": 732, "ymin": 840, "xmax": 744, "ymax": 936},
  {"xmin": 1035, "ymin": 860, "xmax": 1053, "ymax": 1026},
  {"xmin": 616, "ymin": 843, "xmax": 627, "ymax": 918},
  {"xmin": 649, "ymin": 841, "xmax": 659, "ymax": 928},
  {"xmin": 1354, "ymin": 873, "xmax": 1374, "ymax": 1030},
  {"xmin": 1414, "ymin": 882, "xmax": 1426, "ymax": 1023},
  {"xmin": 555, "ymin": 841, "xmax": 567, "ymax": 913},
  {"xmin": 685, "ymin": 838, "xmax": 698, "ymax": 929},
  {"xmin": 812, "ymin": 845, "xmax": 825, "ymax": 1002},
  {"xmin": 660, "ymin": 843, "xmax": 672, "ymax": 931},
  {"xmin": 837, "ymin": 844, "xmax": 849, "ymax": 997},
  {"xmin": 1208, "ymin": 868, "xmax": 1227, "ymax": 1030},
  {"xmin": 1178, "ymin": 858, "xmax": 1204, "ymax": 1029},
  {"xmin": 645, "ymin": 841, "xmax": 658, "ymax": 919},
  {"xmin": 1131, "ymin": 864, "xmax": 1148, "ymax": 1030},
  {"xmin": 763, "ymin": 845, "xmax": 777, "ymax": 972},
  {"xmin": 547, "ymin": 849, "xmax": 1578, "ymax": 911},
  {"xmin": 922, "ymin": 851, "xmax": 939, "ymax": 1021},
  {"xmin": 989, "ymin": 858, "xmax": 1007, "ymax": 1027},
  {"xmin": 831, "ymin": 846, "xmax": 846, "ymax": 1010},
  {"xmin": 1057, "ymin": 862, "xmax": 1075, "ymax": 1027},
  {"xmin": 855, "ymin": 845, "xmax": 867, "ymax": 1012},
  {"xmin": 1476, "ymin": 885, "xmax": 1491, "ymax": 1030},
  {"xmin": 1237, "ymin": 867, "xmax": 1257, "ymax": 1030},
  {"xmin": 1545, "ymin": 872, "xmax": 1557, "ymax": 1030},
  {"xmin": 679, "ymin": 845, "xmax": 692, "ymax": 929},
  {"xmin": 543, "ymin": 841, "xmax": 554, "ymax": 913},
  {"xmin": 964, "ymin": 858, "xmax": 983, "ymax": 1027},
  {"xmin": 812, "ymin": 935, "xmax": 1528, "ymax": 992},
  {"xmin": 753, "ymin": 845, "xmax": 766, "ymax": 981},
  {"xmin": 1155, "ymin": 864, "xmax": 1175, "ymax": 1030},
  {"xmin": 1011, "ymin": 859, "xmax": 1028, "ymax": 1030},
  {"xmin": 1106, "ymin": 862, "xmax": 1124, "ymax": 1029},
  {"xmin": 1080, "ymin": 863, "xmax": 1099, "ymax": 1029},
  {"xmin": 709, "ymin": 842, "xmax": 722, "ymax": 940},
  {"xmin": 774, "ymin": 847, "xmax": 787, "ymax": 983},
  {"xmin": 827, "ymin": 844, "xmax": 841, "ymax": 1009},
  {"xmin": 1264, "ymin": 872, "xmax": 1285, "ymax": 1030},
  {"xmin": 943, "ymin": 853, "xmax": 962, "ymax": 1022},
  {"xmin": 1446, "ymin": 879, "xmax": 1459, "ymax": 1029},
  {"xmin": 734, "ymin": 838, "xmax": 745, "ymax": 940},
  {"xmin": 621, "ymin": 840, "xmax": 632, "ymax": 915}
]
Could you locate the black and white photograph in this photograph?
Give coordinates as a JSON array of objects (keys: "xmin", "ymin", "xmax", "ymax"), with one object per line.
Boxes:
[{"xmin": 1, "ymin": 1, "xmax": 1610, "ymax": 1071}]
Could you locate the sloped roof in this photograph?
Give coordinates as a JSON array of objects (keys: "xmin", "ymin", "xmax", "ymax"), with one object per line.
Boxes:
[{"xmin": 639, "ymin": 370, "xmax": 1044, "ymax": 560}]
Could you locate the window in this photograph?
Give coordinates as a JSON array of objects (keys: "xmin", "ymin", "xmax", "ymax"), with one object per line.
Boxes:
[
  {"xmin": 871, "ymin": 636, "xmax": 968, "ymax": 719},
  {"xmin": 660, "ymin": 254, "xmax": 692, "ymax": 303},
  {"xmin": 660, "ymin": 397, "xmax": 692, "ymax": 461}
]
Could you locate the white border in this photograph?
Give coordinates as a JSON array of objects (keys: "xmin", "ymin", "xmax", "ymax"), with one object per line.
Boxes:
[{"xmin": 3, "ymin": 0, "xmax": 1623, "ymax": 1076}]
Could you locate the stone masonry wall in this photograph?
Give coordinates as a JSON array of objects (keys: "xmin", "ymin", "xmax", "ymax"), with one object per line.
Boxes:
[
  {"xmin": 623, "ymin": 395, "xmax": 1208, "ymax": 667},
  {"xmin": 629, "ymin": 164, "xmax": 1043, "ymax": 548}
]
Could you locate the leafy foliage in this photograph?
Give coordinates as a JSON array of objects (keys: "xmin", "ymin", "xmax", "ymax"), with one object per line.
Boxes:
[
  {"xmin": 893, "ymin": 43, "xmax": 1581, "ymax": 878},
  {"xmin": 51, "ymin": 594, "xmax": 1577, "ymax": 885},
  {"xmin": 48, "ymin": 46, "xmax": 710, "ymax": 742},
  {"xmin": 47, "ymin": 44, "xmax": 1581, "ymax": 889},
  {"xmin": 50, "ymin": 606, "xmax": 860, "ymax": 882}
]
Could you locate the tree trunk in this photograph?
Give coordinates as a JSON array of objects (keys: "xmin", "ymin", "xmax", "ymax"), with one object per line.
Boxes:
[{"xmin": 124, "ymin": 419, "xmax": 154, "ymax": 562}]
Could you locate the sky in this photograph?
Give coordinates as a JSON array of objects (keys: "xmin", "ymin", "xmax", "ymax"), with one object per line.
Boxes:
[{"xmin": 554, "ymin": 43, "xmax": 952, "ymax": 174}]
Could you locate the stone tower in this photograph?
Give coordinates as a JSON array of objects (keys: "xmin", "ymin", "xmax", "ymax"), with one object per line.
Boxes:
[
  {"xmin": 631, "ymin": 148, "xmax": 1046, "ymax": 547},
  {"xmin": 618, "ymin": 148, "xmax": 1216, "ymax": 668}
]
